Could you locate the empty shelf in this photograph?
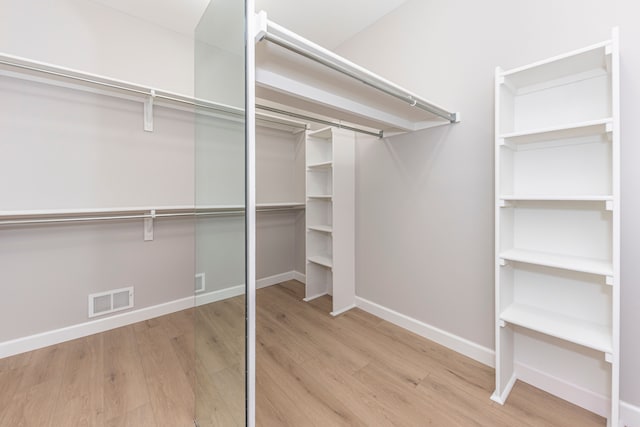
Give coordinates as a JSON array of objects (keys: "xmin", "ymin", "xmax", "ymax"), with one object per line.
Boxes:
[
  {"xmin": 307, "ymin": 255, "xmax": 333, "ymax": 268},
  {"xmin": 500, "ymin": 304, "xmax": 612, "ymax": 353},
  {"xmin": 307, "ymin": 195, "xmax": 332, "ymax": 200},
  {"xmin": 499, "ymin": 118, "xmax": 612, "ymax": 146},
  {"xmin": 500, "ymin": 195, "xmax": 613, "ymax": 202},
  {"xmin": 307, "ymin": 161, "xmax": 332, "ymax": 169},
  {"xmin": 499, "ymin": 248, "xmax": 613, "ymax": 276},
  {"xmin": 308, "ymin": 225, "xmax": 332, "ymax": 233}
]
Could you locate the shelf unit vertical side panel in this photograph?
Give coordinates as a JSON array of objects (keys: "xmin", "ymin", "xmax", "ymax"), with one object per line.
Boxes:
[
  {"xmin": 331, "ymin": 129, "xmax": 356, "ymax": 314},
  {"xmin": 610, "ymin": 27, "xmax": 620, "ymax": 427},
  {"xmin": 494, "ymin": 66, "xmax": 516, "ymax": 402}
]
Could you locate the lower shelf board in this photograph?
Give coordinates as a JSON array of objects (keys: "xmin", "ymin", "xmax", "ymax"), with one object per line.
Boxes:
[
  {"xmin": 499, "ymin": 248, "xmax": 613, "ymax": 277},
  {"xmin": 307, "ymin": 255, "xmax": 333, "ymax": 269},
  {"xmin": 500, "ymin": 304, "xmax": 612, "ymax": 354},
  {"xmin": 308, "ymin": 225, "xmax": 333, "ymax": 233}
]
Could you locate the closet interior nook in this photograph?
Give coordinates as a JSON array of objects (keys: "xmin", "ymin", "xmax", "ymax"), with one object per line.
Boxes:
[{"xmin": 493, "ymin": 28, "xmax": 620, "ymax": 426}]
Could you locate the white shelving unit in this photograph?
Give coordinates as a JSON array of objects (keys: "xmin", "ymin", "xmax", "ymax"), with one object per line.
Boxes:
[
  {"xmin": 492, "ymin": 29, "xmax": 620, "ymax": 426},
  {"xmin": 304, "ymin": 127, "xmax": 355, "ymax": 316}
]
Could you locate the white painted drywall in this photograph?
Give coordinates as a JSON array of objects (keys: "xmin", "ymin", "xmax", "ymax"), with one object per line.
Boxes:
[
  {"xmin": 0, "ymin": 0, "xmax": 305, "ymax": 344},
  {"xmin": 0, "ymin": 0, "xmax": 194, "ymax": 95},
  {"xmin": 338, "ymin": 0, "xmax": 640, "ymax": 407}
]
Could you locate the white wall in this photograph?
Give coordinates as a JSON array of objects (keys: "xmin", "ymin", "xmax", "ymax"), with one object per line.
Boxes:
[
  {"xmin": 338, "ymin": 0, "xmax": 640, "ymax": 410},
  {"xmin": 0, "ymin": 0, "xmax": 305, "ymax": 347},
  {"xmin": 0, "ymin": 0, "xmax": 194, "ymax": 95}
]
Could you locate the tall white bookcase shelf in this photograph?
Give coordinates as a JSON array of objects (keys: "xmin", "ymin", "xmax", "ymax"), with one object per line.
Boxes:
[
  {"xmin": 492, "ymin": 29, "xmax": 620, "ymax": 426},
  {"xmin": 305, "ymin": 127, "xmax": 355, "ymax": 316}
]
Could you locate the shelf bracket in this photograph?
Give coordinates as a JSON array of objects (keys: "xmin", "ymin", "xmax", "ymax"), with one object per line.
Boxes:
[
  {"xmin": 606, "ymin": 276, "xmax": 614, "ymax": 286},
  {"xmin": 605, "ymin": 200, "xmax": 614, "ymax": 211},
  {"xmin": 498, "ymin": 200, "xmax": 512, "ymax": 208},
  {"xmin": 144, "ymin": 209, "xmax": 155, "ymax": 241},
  {"xmin": 499, "ymin": 258, "xmax": 508, "ymax": 267},
  {"xmin": 605, "ymin": 352, "xmax": 613, "ymax": 364},
  {"xmin": 144, "ymin": 89, "xmax": 155, "ymax": 132},
  {"xmin": 499, "ymin": 320, "xmax": 506, "ymax": 328}
]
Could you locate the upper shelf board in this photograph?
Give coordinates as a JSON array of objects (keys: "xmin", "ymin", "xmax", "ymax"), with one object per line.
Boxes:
[
  {"xmin": 499, "ymin": 41, "xmax": 611, "ymax": 92},
  {"xmin": 254, "ymin": 12, "xmax": 460, "ymax": 135}
]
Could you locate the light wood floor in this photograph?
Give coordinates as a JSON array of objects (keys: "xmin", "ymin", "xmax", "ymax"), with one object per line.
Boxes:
[{"xmin": 0, "ymin": 280, "xmax": 605, "ymax": 426}]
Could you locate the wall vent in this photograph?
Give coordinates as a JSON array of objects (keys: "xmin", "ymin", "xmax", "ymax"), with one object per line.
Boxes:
[
  {"xmin": 195, "ymin": 273, "xmax": 206, "ymax": 294},
  {"xmin": 88, "ymin": 287, "xmax": 134, "ymax": 318}
]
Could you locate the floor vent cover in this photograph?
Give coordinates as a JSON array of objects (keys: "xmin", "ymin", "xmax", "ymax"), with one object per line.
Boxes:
[{"xmin": 88, "ymin": 287, "xmax": 134, "ymax": 318}]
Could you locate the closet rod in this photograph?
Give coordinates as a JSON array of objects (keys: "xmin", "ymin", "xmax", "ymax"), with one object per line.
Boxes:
[
  {"xmin": 259, "ymin": 18, "xmax": 459, "ymax": 124},
  {"xmin": 0, "ymin": 206, "xmax": 304, "ymax": 226},
  {"xmin": 256, "ymin": 104, "xmax": 383, "ymax": 138},
  {"xmin": 0, "ymin": 53, "xmax": 308, "ymax": 130}
]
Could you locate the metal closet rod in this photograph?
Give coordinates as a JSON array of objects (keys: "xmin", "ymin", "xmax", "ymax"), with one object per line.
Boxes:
[
  {"xmin": 0, "ymin": 56, "xmax": 237, "ymax": 114},
  {"xmin": 0, "ymin": 206, "xmax": 305, "ymax": 226},
  {"xmin": 261, "ymin": 20, "xmax": 458, "ymax": 124},
  {"xmin": 256, "ymin": 104, "xmax": 382, "ymax": 138},
  {"xmin": 1, "ymin": 53, "xmax": 383, "ymax": 136}
]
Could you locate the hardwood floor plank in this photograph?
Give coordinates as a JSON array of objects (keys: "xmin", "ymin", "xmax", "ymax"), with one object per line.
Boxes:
[
  {"xmin": 135, "ymin": 322, "xmax": 194, "ymax": 427},
  {"xmin": 105, "ymin": 403, "xmax": 158, "ymax": 427},
  {"xmin": 50, "ymin": 335, "xmax": 105, "ymax": 427},
  {"xmin": 195, "ymin": 359, "xmax": 242, "ymax": 427},
  {"xmin": 257, "ymin": 345, "xmax": 364, "ymax": 427},
  {"xmin": 103, "ymin": 326, "xmax": 150, "ymax": 421}
]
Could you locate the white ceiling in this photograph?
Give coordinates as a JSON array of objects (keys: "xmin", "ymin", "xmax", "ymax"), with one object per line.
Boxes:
[{"xmin": 90, "ymin": 0, "xmax": 409, "ymax": 49}]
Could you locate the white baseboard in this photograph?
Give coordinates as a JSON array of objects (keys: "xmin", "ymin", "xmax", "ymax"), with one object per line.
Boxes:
[
  {"xmin": 293, "ymin": 270, "xmax": 306, "ymax": 284},
  {"xmin": 621, "ymin": 401, "xmax": 640, "ymax": 427},
  {"xmin": 355, "ymin": 296, "xmax": 495, "ymax": 367},
  {"xmin": 330, "ymin": 303, "xmax": 356, "ymax": 317},
  {"xmin": 0, "ymin": 270, "xmax": 300, "ymax": 359},
  {"xmin": 195, "ymin": 285, "xmax": 245, "ymax": 306},
  {"xmin": 0, "ymin": 296, "xmax": 194, "ymax": 359},
  {"xmin": 354, "ymin": 296, "xmax": 640, "ymax": 425},
  {"xmin": 516, "ymin": 362, "xmax": 609, "ymax": 417},
  {"xmin": 257, "ymin": 271, "xmax": 297, "ymax": 289}
]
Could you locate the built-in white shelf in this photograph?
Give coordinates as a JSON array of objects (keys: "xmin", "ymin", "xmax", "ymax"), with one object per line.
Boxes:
[
  {"xmin": 307, "ymin": 255, "xmax": 333, "ymax": 269},
  {"xmin": 500, "ymin": 42, "xmax": 610, "ymax": 91},
  {"xmin": 308, "ymin": 225, "xmax": 332, "ymax": 233},
  {"xmin": 305, "ymin": 127, "xmax": 355, "ymax": 315},
  {"xmin": 307, "ymin": 161, "xmax": 332, "ymax": 169},
  {"xmin": 494, "ymin": 29, "xmax": 620, "ymax": 425},
  {"xmin": 499, "ymin": 248, "xmax": 613, "ymax": 276},
  {"xmin": 500, "ymin": 304, "xmax": 612, "ymax": 354},
  {"xmin": 500, "ymin": 195, "xmax": 613, "ymax": 202},
  {"xmin": 499, "ymin": 118, "xmax": 612, "ymax": 146}
]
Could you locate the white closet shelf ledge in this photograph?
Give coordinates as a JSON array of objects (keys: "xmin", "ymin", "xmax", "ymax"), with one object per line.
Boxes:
[
  {"xmin": 499, "ymin": 118, "xmax": 612, "ymax": 145},
  {"xmin": 307, "ymin": 255, "xmax": 333, "ymax": 269},
  {"xmin": 254, "ymin": 11, "xmax": 459, "ymax": 134},
  {"xmin": 500, "ymin": 304, "xmax": 612, "ymax": 353},
  {"xmin": 307, "ymin": 225, "xmax": 332, "ymax": 233},
  {"xmin": 499, "ymin": 248, "xmax": 613, "ymax": 276}
]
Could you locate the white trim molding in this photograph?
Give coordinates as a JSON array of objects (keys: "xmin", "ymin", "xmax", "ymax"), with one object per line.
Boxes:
[
  {"xmin": 0, "ymin": 296, "xmax": 194, "ymax": 359},
  {"xmin": 621, "ymin": 401, "xmax": 640, "ymax": 427},
  {"xmin": 0, "ymin": 271, "xmax": 303, "ymax": 359},
  {"xmin": 355, "ymin": 296, "xmax": 495, "ymax": 367}
]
